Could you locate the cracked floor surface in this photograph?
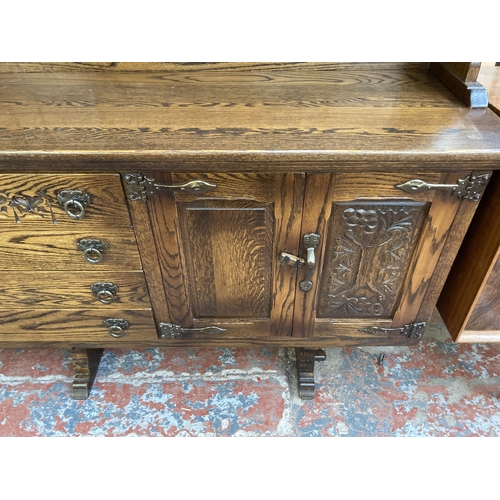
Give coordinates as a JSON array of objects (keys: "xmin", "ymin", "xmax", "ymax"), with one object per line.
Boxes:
[{"xmin": 1, "ymin": 310, "xmax": 500, "ymax": 436}]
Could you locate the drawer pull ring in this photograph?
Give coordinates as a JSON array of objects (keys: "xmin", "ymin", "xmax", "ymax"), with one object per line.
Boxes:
[
  {"xmin": 299, "ymin": 233, "xmax": 320, "ymax": 292},
  {"xmin": 57, "ymin": 190, "xmax": 91, "ymax": 219},
  {"xmin": 92, "ymin": 282, "xmax": 119, "ymax": 304},
  {"xmin": 103, "ymin": 318, "xmax": 130, "ymax": 338},
  {"xmin": 77, "ymin": 238, "xmax": 108, "ymax": 264}
]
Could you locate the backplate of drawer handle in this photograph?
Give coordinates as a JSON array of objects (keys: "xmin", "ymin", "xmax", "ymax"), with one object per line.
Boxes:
[
  {"xmin": 92, "ymin": 282, "xmax": 119, "ymax": 304},
  {"xmin": 57, "ymin": 190, "xmax": 91, "ymax": 219},
  {"xmin": 77, "ymin": 238, "xmax": 108, "ymax": 264},
  {"xmin": 103, "ymin": 318, "xmax": 130, "ymax": 338}
]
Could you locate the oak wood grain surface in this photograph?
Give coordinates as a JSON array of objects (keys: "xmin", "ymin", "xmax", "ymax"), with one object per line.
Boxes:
[
  {"xmin": 0, "ymin": 227, "xmax": 142, "ymax": 270},
  {"xmin": 0, "ymin": 271, "xmax": 150, "ymax": 309},
  {"xmin": 392, "ymin": 173, "xmax": 463, "ymax": 327},
  {"xmin": 292, "ymin": 174, "xmax": 336, "ymax": 338},
  {"xmin": 0, "ymin": 309, "xmax": 157, "ymax": 343},
  {"xmin": 0, "ymin": 62, "xmax": 428, "ymax": 73},
  {"xmin": 1, "ymin": 67, "xmax": 500, "ymax": 170},
  {"xmin": 0, "ymin": 333, "xmax": 418, "ymax": 349},
  {"xmin": 123, "ymin": 190, "xmax": 172, "ymax": 324},
  {"xmin": 0, "ymin": 173, "xmax": 132, "ymax": 227},
  {"xmin": 179, "ymin": 200, "xmax": 273, "ymax": 318},
  {"xmin": 270, "ymin": 174, "xmax": 305, "ymax": 336}
]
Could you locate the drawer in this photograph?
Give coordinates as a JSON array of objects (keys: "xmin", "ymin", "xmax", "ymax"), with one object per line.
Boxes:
[
  {"xmin": 0, "ymin": 227, "xmax": 142, "ymax": 270},
  {"xmin": 0, "ymin": 174, "xmax": 132, "ymax": 228},
  {"xmin": 0, "ymin": 309, "xmax": 157, "ymax": 343},
  {"xmin": 0, "ymin": 271, "xmax": 151, "ymax": 309}
]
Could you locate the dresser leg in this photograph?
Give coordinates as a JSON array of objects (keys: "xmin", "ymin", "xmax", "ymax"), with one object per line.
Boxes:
[
  {"xmin": 295, "ymin": 348, "xmax": 326, "ymax": 400},
  {"xmin": 70, "ymin": 348, "xmax": 104, "ymax": 400}
]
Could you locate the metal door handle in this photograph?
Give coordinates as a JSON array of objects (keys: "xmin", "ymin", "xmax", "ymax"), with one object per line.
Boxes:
[{"xmin": 299, "ymin": 233, "xmax": 320, "ymax": 292}]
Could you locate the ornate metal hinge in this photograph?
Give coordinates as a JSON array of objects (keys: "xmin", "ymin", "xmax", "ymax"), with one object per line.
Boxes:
[
  {"xmin": 359, "ymin": 321, "xmax": 427, "ymax": 338},
  {"xmin": 158, "ymin": 322, "xmax": 226, "ymax": 339},
  {"xmin": 396, "ymin": 173, "xmax": 490, "ymax": 201},
  {"xmin": 124, "ymin": 173, "xmax": 217, "ymax": 201}
]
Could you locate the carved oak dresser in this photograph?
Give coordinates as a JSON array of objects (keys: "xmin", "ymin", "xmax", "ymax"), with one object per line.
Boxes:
[{"xmin": 1, "ymin": 62, "xmax": 499, "ymax": 399}]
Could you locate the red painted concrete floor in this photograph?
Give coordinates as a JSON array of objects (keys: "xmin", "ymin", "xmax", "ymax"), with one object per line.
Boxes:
[{"xmin": 1, "ymin": 310, "xmax": 500, "ymax": 436}]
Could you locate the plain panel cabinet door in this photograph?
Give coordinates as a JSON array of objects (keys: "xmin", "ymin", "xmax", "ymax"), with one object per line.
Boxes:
[
  {"xmin": 291, "ymin": 172, "xmax": 471, "ymax": 346},
  {"xmin": 145, "ymin": 172, "xmax": 306, "ymax": 340}
]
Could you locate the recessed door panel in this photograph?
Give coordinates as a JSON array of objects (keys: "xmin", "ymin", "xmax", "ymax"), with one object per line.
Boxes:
[
  {"xmin": 317, "ymin": 200, "xmax": 427, "ymax": 319},
  {"xmin": 179, "ymin": 201, "xmax": 273, "ymax": 318}
]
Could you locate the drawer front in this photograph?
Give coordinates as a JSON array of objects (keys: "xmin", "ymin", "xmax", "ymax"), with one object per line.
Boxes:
[
  {"xmin": 0, "ymin": 309, "xmax": 157, "ymax": 343},
  {"xmin": 0, "ymin": 271, "xmax": 150, "ymax": 309},
  {"xmin": 0, "ymin": 227, "xmax": 142, "ymax": 270},
  {"xmin": 0, "ymin": 173, "xmax": 132, "ymax": 228}
]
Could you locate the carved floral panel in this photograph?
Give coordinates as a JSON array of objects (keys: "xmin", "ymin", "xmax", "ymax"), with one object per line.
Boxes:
[
  {"xmin": 317, "ymin": 201, "xmax": 427, "ymax": 318},
  {"xmin": 0, "ymin": 190, "xmax": 59, "ymax": 223}
]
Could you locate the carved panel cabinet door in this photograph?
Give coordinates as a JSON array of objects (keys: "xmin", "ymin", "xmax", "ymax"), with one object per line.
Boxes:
[
  {"xmin": 291, "ymin": 172, "xmax": 474, "ymax": 346},
  {"xmin": 144, "ymin": 172, "xmax": 306, "ymax": 341}
]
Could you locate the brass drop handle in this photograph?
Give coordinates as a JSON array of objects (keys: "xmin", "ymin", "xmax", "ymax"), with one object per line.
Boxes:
[
  {"xmin": 279, "ymin": 233, "xmax": 320, "ymax": 291},
  {"xmin": 92, "ymin": 282, "xmax": 119, "ymax": 304},
  {"xmin": 103, "ymin": 318, "xmax": 130, "ymax": 338},
  {"xmin": 77, "ymin": 238, "xmax": 108, "ymax": 264},
  {"xmin": 299, "ymin": 233, "xmax": 320, "ymax": 292},
  {"xmin": 57, "ymin": 190, "xmax": 91, "ymax": 219}
]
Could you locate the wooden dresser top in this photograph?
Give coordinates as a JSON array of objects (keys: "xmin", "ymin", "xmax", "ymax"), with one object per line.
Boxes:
[{"xmin": 1, "ymin": 63, "xmax": 500, "ymax": 172}]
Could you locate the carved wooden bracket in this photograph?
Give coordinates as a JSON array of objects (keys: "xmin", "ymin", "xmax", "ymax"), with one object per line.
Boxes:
[
  {"xmin": 70, "ymin": 348, "xmax": 104, "ymax": 400},
  {"xmin": 295, "ymin": 348, "xmax": 326, "ymax": 400}
]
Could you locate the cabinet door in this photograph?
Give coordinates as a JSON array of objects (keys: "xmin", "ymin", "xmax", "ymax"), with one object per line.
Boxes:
[
  {"xmin": 145, "ymin": 172, "xmax": 305, "ymax": 340},
  {"xmin": 292, "ymin": 172, "xmax": 469, "ymax": 345}
]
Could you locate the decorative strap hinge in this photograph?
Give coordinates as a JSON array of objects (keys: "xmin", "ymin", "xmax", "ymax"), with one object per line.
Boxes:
[
  {"xmin": 158, "ymin": 322, "xmax": 226, "ymax": 339},
  {"xmin": 396, "ymin": 173, "xmax": 490, "ymax": 201},
  {"xmin": 124, "ymin": 173, "xmax": 217, "ymax": 201},
  {"xmin": 359, "ymin": 321, "xmax": 427, "ymax": 338}
]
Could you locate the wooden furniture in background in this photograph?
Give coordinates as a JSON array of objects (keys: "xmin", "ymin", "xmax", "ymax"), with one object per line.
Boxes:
[
  {"xmin": 1, "ymin": 62, "xmax": 500, "ymax": 398},
  {"xmin": 438, "ymin": 63, "xmax": 500, "ymax": 342},
  {"xmin": 429, "ymin": 62, "xmax": 488, "ymax": 108}
]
